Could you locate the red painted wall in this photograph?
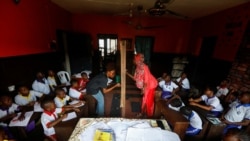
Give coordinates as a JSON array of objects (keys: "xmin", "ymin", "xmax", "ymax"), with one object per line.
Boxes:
[
  {"xmin": 0, "ymin": 0, "xmax": 71, "ymax": 57},
  {"xmin": 71, "ymin": 14, "xmax": 192, "ymax": 54},
  {"xmin": 189, "ymin": 2, "xmax": 250, "ymax": 61}
]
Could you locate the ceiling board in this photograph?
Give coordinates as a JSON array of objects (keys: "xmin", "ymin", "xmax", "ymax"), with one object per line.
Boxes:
[{"xmin": 51, "ymin": 0, "xmax": 250, "ymax": 19}]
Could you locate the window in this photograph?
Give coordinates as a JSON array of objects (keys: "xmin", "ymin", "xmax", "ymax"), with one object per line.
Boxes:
[{"xmin": 98, "ymin": 34, "xmax": 118, "ymax": 58}]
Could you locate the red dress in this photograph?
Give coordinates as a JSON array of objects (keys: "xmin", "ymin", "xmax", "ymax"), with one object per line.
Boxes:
[{"xmin": 134, "ymin": 63, "xmax": 157, "ymax": 117}]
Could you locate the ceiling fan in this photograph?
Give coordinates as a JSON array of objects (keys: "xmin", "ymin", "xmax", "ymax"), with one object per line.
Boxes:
[
  {"xmin": 122, "ymin": 5, "xmax": 166, "ymax": 30},
  {"xmin": 148, "ymin": 0, "xmax": 188, "ymax": 19}
]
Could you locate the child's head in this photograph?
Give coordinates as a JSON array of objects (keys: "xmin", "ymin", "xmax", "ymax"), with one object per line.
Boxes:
[
  {"xmin": 41, "ymin": 98, "xmax": 56, "ymax": 112},
  {"xmin": 70, "ymin": 79, "xmax": 79, "ymax": 87},
  {"xmin": 18, "ymin": 85, "xmax": 30, "ymax": 96},
  {"xmin": 180, "ymin": 106, "xmax": 192, "ymax": 117},
  {"xmin": 0, "ymin": 95, "xmax": 13, "ymax": 108},
  {"xmin": 222, "ymin": 128, "xmax": 249, "ymax": 141},
  {"xmin": 55, "ymin": 88, "xmax": 66, "ymax": 99},
  {"xmin": 36, "ymin": 71, "xmax": 45, "ymax": 79},
  {"xmin": 204, "ymin": 85, "xmax": 215, "ymax": 97},
  {"xmin": 239, "ymin": 92, "xmax": 250, "ymax": 104},
  {"xmin": 220, "ymin": 79, "xmax": 230, "ymax": 87},
  {"xmin": 168, "ymin": 98, "xmax": 183, "ymax": 111},
  {"xmin": 48, "ymin": 70, "xmax": 55, "ymax": 77},
  {"xmin": 225, "ymin": 91, "xmax": 239, "ymax": 103},
  {"xmin": 164, "ymin": 74, "xmax": 171, "ymax": 83},
  {"xmin": 180, "ymin": 72, "xmax": 187, "ymax": 79},
  {"xmin": 81, "ymin": 72, "xmax": 88, "ymax": 80}
]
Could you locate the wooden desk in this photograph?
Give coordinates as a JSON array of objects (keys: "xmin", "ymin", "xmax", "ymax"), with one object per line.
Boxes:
[
  {"xmin": 54, "ymin": 104, "xmax": 88, "ymax": 141},
  {"xmin": 188, "ymin": 105, "xmax": 226, "ymax": 141},
  {"xmin": 153, "ymin": 100, "xmax": 189, "ymax": 141}
]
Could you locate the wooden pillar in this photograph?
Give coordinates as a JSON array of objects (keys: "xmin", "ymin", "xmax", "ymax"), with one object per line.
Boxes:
[{"xmin": 120, "ymin": 41, "xmax": 126, "ymax": 117}]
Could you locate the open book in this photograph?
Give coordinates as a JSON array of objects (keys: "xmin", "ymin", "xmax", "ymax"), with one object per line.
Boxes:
[{"xmin": 206, "ymin": 117, "xmax": 222, "ymax": 124}]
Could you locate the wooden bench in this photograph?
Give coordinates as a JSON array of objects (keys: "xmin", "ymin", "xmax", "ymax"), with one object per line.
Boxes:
[{"xmin": 153, "ymin": 100, "xmax": 189, "ymax": 141}]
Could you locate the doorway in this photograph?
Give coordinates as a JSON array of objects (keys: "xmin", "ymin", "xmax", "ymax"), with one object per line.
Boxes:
[{"xmin": 135, "ymin": 36, "xmax": 155, "ymax": 67}]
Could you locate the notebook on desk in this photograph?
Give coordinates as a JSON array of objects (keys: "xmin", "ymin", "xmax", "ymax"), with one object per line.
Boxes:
[
  {"xmin": 9, "ymin": 111, "xmax": 34, "ymax": 127},
  {"xmin": 206, "ymin": 117, "xmax": 222, "ymax": 125}
]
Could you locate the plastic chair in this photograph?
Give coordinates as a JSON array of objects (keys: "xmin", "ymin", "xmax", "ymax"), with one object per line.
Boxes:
[{"xmin": 57, "ymin": 71, "xmax": 71, "ymax": 85}]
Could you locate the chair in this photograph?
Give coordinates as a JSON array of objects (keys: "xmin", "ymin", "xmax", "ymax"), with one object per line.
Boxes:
[{"xmin": 57, "ymin": 71, "xmax": 71, "ymax": 85}]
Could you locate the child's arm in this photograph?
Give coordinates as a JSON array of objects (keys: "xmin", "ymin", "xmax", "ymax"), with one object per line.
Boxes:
[
  {"xmin": 189, "ymin": 102, "xmax": 213, "ymax": 111},
  {"xmin": 0, "ymin": 113, "xmax": 17, "ymax": 122},
  {"xmin": 46, "ymin": 114, "xmax": 68, "ymax": 128},
  {"xmin": 189, "ymin": 97, "xmax": 202, "ymax": 103},
  {"xmin": 221, "ymin": 118, "xmax": 250, "ymax": 126}
]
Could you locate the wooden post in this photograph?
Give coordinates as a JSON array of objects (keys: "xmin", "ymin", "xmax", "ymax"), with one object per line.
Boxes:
[{"xmin": 120, "ymin": 40, "xmax": 126, "ymax": 117}]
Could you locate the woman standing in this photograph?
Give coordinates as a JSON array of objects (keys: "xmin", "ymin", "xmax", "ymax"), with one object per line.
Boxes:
[{"xmin": 127, "ymin": 53, "xmax": 157, "ymax": 118}]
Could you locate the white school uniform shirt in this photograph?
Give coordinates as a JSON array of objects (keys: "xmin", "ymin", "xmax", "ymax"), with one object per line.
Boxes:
[
  {"xmin": 41, "ymin": 108, "xmax": 63, "ymax": 136},
  {"xmin": 32, "ymin": 78, "xmax": 50, "ymax": 95},
  {"xmin": 69, "ymin": 88, "xmax": 82, "ymax": 99},
  {"xmin": 54, "ymin": 95, "xmax": 70, "ymax": 108},
  {"xmin": 215, "ymin": 86, "xmax": 229, "ymax": 97},
  {"xmin": 0, "ymin": 103, "xmax": 19, "ymax": 126},
  {"xmin": 201, "ymin": 95, "xmax": 223, "ymax": 112},
  {"xmin": 224, "ymin": 102, "xmax": 250, "ymax": 123},
  {"xmin": 176, "ymin": 77, "xmax": 190, "ymax": 89},
  {"xmin": 14, "ymin": 90, "xmax": 43, "ymax": 106},
  {"xmin": 159, "ymin": 80, "xmax": 178, "ymax": 92},
  {"xmin": 47, "ymin": 76, "xmax": 57, "ymax": 91},
  {"xmin": 184, "ymin": 111, "xmax": 203, "ymax": 129}
]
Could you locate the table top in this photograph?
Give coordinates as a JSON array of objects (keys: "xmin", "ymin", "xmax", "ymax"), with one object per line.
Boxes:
[{"xmin": 69, "ymin": 118, "xmax": 176, "ymax": 141}]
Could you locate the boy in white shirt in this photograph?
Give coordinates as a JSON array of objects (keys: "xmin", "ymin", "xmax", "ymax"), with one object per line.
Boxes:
[
  {"xmin": 40, "ymin": 98, "xmax": 80, "ymax": 140},
  {"xmin": 180, "ymin": 106, "xmax": 202, "ymax": 136},
  {"xmin": 15, "ymin": 85, "xmax": 45, "ymax": 106},
  {"xmin": 69, "ymin": 79, "xmax": 84, "ymax": 100},
  {"xmin": 215, "ymin": 79, "xmax": 229, "ymax": 100},
  {"xmin": 47, "ymin": 70, "xmax": 58, "ymax": 92},
  {"xmin": 32, "ymin": 71, "xmax": 51, "ymax": 95},
  {"xmin": 189, "ymin": 86, "xmax": 224, "ymax": 117},
  {"xmin": 158, "ymin": 74, "xmax": 179, "ymax": 100},
  {"xmin": 221, "ymin": 91, "xmax": 250, "ymax": 134},
  {"xmin": 54, "ymin": 88, "xmax": 84, "ymax": 108}
]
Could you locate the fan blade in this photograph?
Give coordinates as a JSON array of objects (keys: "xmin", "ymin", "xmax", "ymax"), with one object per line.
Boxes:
[{"xmin": 165, "ymin": 9, "xmax": 188, "ymax": 19}]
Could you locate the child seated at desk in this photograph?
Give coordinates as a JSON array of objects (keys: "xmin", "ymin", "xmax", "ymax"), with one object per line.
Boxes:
[
  {"xmin": 15, "ymin": 85, "xmax": 45, "ymax": 107},
  {"xmin": 78, "ymin": 72, "xmax": 89, "ymax": 92},
  {"xmin": 221, "ymin": 91, "xmax": 250, "ymax": 134},
  {"xmin": 54, "ymin": 88, "xmax": 84, "ymax": 108},
  {"xmin": 0, "ymin": 94, "xmax": 31, "ymax": 140},
  {"xmin": 180, "ymin": 106, "xmax": 203, "ymax": 136},
  {"xmin": 40, "ymin": 98, "xmax": 80, "ymax": 141},
  {"xmin": 158, "ymin": 74, "xmax": 179, "ymax": 100},
  {"xmin": 189, "ymin": 85, "xmax": 224, "ymax": 117},
  {"xmin": 69, "ymin": 79, "xmax": 84, "ymax": 100}
]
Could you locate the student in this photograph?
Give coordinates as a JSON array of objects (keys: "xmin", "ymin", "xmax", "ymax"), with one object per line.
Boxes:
[
  {"xmin": 86, "ymin": 63, "xmax": 120, "ymax": 116},
  {"xmin": 221, "ymin": 91, "xmax": 250, "ymax": 134},
  {"xmin": 158, "ymin": 74, "xmax": 179, "ymax": 100},
  {"xmin": 175, "ymin": 72, "xmax": 190, "ymax": 95},
  {"xmin": 157, "ymin": 72, "xmax": 167, "ymax": 82},
  {"xmin": 40, "ymin": 98, "xmax": 80, "ymax": 141},
  {"xmin": 47, "ymin": 70, "xmax": 58, "ymax": 92},
  {"xmin": 180, "ymin": 106, "xmax": 203, "ymax": 136},
  {"xmin": 222, "ymin": 128, "xmax": 250, "ymax": 141},
  {"xmin": 69, "ymin": 79, "xmax": 85, "ymax": 100},
  {"xmin": 223, "ymin": 90, "xmax": 239, "ymax": 109},
  {"xmin": 32, "ymin": 71, "xmax": 51, "ymax": 95},
  {"xmin": 0, "ymin": 95, "xmax": 26, "ymax": 140},
  {"xmin": 78, "ymin": 72, "xmax": 89, "ymax": 92},
  {"xmin": 189, "ymin": 85, "xmax": 224, "ymax": 117},
  {"xmin": 215, "ymin": 79, "xmax": 230, "ymax": 100},
  {"xmin": 54, "ymin": 88, "xmax": 84, "ymax": 108},
  {"xmin": 15, "ymin": 85, "xmax": 45, "ymax": 107}
]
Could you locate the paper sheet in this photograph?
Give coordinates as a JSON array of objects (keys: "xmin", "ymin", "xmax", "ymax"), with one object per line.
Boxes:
[
  {"xmin": 9, "ymin": 111, "xmax": 34, "ymax": 127},
  {"xmin": 126, "ymin": 127, "xmax": 180, "ymax": 141},
  {"xmin": 34, "ymin": 102, "xmax": 43, "ymax": 112},
  {"xmin": 62, "ymin": 112, "xmax": 77, "ymax": 122},
  {"xmin": 69, "ymin": 100, "xmax": 84, "ymax": 107}
]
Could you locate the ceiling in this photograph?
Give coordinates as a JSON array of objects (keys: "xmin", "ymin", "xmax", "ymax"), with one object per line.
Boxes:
[{"xmin": 51, "ymin": 0, "xmax": 250, "ymax": 19}]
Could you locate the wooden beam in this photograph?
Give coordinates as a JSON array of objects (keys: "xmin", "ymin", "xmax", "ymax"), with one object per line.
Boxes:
[{"xmin": 120, "ymin": 40, "xmax": 126, "ymax": 117}]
